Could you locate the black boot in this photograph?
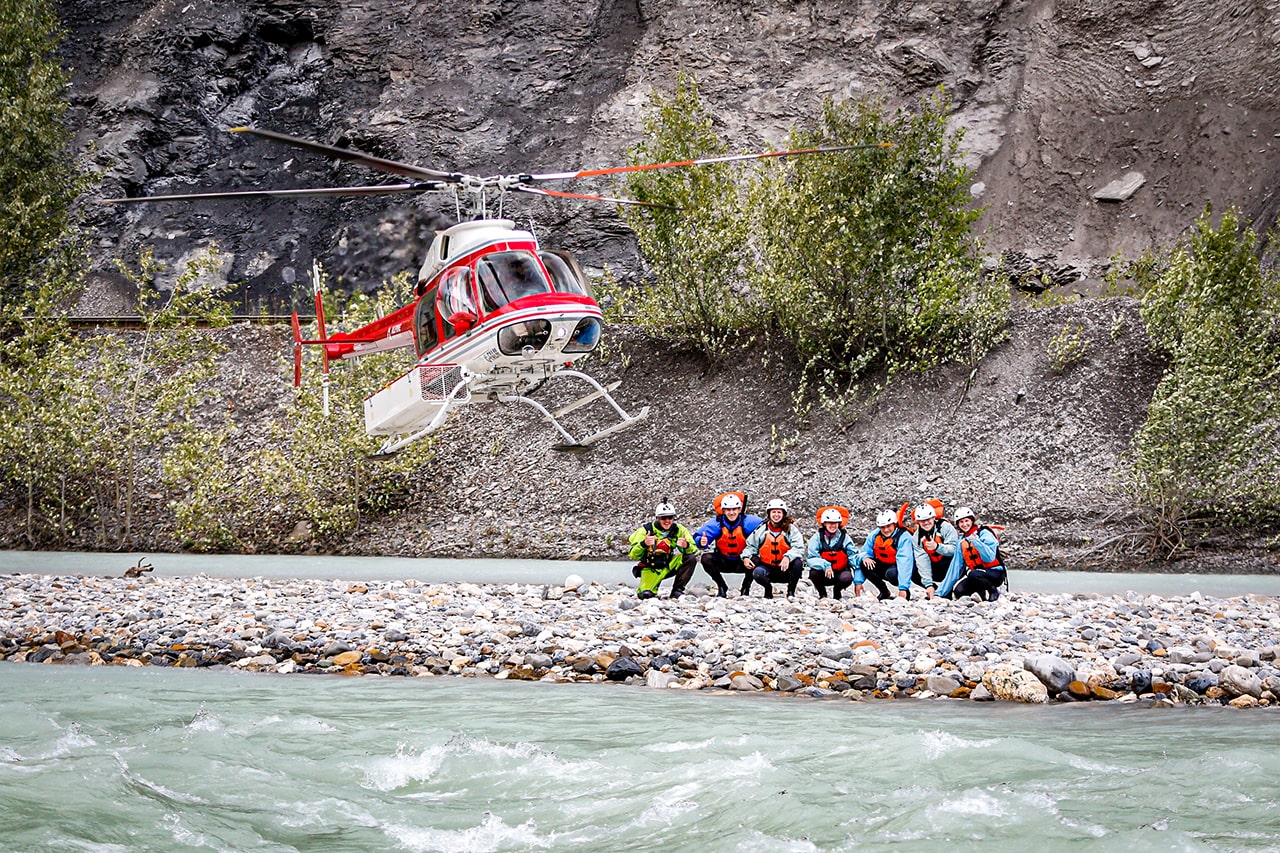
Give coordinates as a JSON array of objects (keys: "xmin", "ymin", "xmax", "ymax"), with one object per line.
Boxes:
[
  {"xmin": 764, "ymin": 585, "xmax": 773, "ymax": 599},
  {"xmin": 716, "ymin": 584, "xmax": 728, "ymax": 598},
  {"xmin": 739, "ymin": 577, "xmax": 752, "ymax": 596}
]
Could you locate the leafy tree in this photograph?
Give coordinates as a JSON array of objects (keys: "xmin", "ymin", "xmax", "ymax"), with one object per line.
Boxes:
[
  {"xmin": 752, "ymin": 92, "xmax": 1005, "ymax": 382},
  {"xmin": 1128, "ymin": 206, "xmax": 1280, "ymax": 554},
  {"xmin": 612, "ymin": 73, "xmax": 759, "ymax": 358},
  {"xmin": 0, "ymin": 0, "xmax": 89, "ymax": 302},
  {"xmin": 0, "ymin": 248, "xmax": 232, "ymax": 547},
  {"xmin": 251, "ymin": 270, "xmax": 435, "ymax": 544}
]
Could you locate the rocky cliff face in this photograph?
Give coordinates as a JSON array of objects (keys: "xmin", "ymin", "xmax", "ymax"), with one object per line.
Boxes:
[{"xmin": 61, "ymin": 0, "xmax": 1280, "ymax": 311}]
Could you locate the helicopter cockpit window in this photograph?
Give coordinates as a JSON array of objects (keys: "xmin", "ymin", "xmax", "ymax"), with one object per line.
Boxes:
[
  {"xmin": 414, "ymin": 287, "xmax": 439, "ymax": 355},
  {"xmin": 437, "ymin": 267, "xmax": 476, "ymax": 337},
  {"xmin": 476, "ymin": 251, "xmax": 551, "ymax": 313},
  {"xmin": 540, "ymin": 251, "xmax": 591, "ymax": 297}
]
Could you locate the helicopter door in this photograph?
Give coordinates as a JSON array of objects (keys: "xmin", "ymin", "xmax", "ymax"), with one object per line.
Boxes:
[
  {"xmin": 437, "ymin": 266, "xmax": 477, "ymax": 339},
  {"xmin": 414, "ymin": 286, "xmax": 439, "ymax": 355}
]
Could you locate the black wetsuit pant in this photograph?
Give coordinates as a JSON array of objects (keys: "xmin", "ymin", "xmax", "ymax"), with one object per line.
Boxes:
[
  {"xmin": 700, "ymin": 551, "xmax": 752, "ymax": 596},
  {"xmin": 951, "ymin": 566, "xmax": 1006, "ymax": 601},
  {"xmin": 809, "ymin": 568, "xmax": 853, "ymax": 599},
  {"xmin": 750, "ymin": 557, "xmax": 803, "ymax": 598},
  {"xmin": 860, "ymin": 563, "xmax": 894, "ymax": 599}
]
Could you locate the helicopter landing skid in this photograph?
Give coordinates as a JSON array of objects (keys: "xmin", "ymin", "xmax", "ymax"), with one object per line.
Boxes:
[{"xmin": 498, "ymin": 369, "xmax": 649, "ymax": 451}]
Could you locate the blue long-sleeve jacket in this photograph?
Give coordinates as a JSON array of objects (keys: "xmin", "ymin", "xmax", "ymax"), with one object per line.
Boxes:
[
  {"xmin": 805, "ymin": 528, "xmax": 862, "ymax": 573},
  {"xmin": 857, "ymin": 527, "xmax": 916, "ymax": 590},
  {"xmin": 693, "ymin": 513, "xmax": 764, "ymax": 552},
  {"xmin": 937, "ymin": 526, "xmax": 1002, "ymax": 597},
  {"xmin": 742, "ymin": 522, "xmax": 806, "ymax": 565},
  {"xmin": 912, "ymin": 519, "xmax": 959, "ymax": 585}
]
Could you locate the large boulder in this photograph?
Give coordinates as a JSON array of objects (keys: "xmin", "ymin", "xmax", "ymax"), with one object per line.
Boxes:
[
  {"xmin": 1025, "ymin": 654, "xmax": 1075, "ymax": 695},
  {"xmin": 983, "ymin": 664, "xmax": 1049, "ymax": 704},
  {"xmin": 1220, "ymin": 665, "xmax": 1264, "ymax": 699}
]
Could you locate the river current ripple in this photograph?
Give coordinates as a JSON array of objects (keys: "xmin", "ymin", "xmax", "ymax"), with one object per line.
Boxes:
[{"xmin": 3, "ymin": 553, "xmax": 1280, "ymax": 850}]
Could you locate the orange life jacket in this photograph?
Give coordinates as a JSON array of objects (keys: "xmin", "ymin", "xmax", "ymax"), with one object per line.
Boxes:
[
  {"xmin": 917, "ymin": 528, "xmax": 946, "ymax": 565},
  {"xmin": 872, "ymin": 528, "xmax": 905, "ymax": 566},
  {"xmin": 716, "ymin": 521, "xmax": 748, "ymax": 559},
  {"xmin": 758, "ymin": 528, "xmax": 790, "ymax": 566},
  {"xmin": 960, "ymin": 525, "xmax": 1003, "ymax": 570},
  {"xmin": 818, "ymin": 530, "xmax": 849, "ymax": 572}
]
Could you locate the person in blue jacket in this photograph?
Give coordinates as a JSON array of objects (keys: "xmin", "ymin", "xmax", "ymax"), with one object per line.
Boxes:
[
  {"xmin": 937, "ymin": 506, "xmax": 1006, "ymax": 601},
  {"xmin": 741, "ymin": 498, "xmax": 805, "ymax": 598},
  {"xmin": 805, "ymin": 507, "xmax": 860, "ymax": 599},
  {"xmin": 857, "ymin": 510, "xmax": 916, "ymax": 599},
  {"xmin": 909, "ymin": 502, "xmax": 959, "ymax": 600},
  {"xmin": 693, "ymin": 492, "xmax": 764, "ymax": 597}
]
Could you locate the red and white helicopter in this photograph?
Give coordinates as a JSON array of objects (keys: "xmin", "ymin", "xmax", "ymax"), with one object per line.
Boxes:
[{"xmin": 109, "ymin": 127, "xmax": 890, "ymax": 455}]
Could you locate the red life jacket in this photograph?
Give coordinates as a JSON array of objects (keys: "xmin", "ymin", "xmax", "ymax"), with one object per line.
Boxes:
[
  {"xmin": 758, "ymin": 527, "xmax": 790, "ymax": 566},
  {"xmin": 960, "ymin": 525, "xmax": 1003, "ymax": 570},
  {"xmin": 716, "ymin": 519, "xmax": 748, "ymax": 558},
  {"xmin": 872, "ymin": 528, "xmax": 905, "ymax": 566},
  {"xmin": 818, "ymin": 530, "xmax": 849, "ymax": 572}
]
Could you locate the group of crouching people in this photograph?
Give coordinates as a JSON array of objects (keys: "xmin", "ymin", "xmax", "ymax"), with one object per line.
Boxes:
[{"xmin": 627, "ymin": 492, "xmax": 1007, "ymax": 603}]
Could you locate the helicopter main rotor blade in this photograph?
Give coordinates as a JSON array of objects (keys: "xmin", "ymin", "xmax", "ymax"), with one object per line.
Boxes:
[
  {"xmin": 103, "ymin": 182, "xmax": 447, "ymax": 204},
  {"xmin": 509, "ymin": 185, "xmax": 680, "ymax": 209},
  {"xmin": 523, "ymin": 142, "xmax": 895, "ymax": 183},
  {"xmin": 229, "ymin": 126, "xmax": 464, "ymax": 183}
]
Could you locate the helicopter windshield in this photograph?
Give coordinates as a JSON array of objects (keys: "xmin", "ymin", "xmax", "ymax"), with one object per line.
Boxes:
[
  {"xmin": 540, "ymin": 251, "xmax": 591, "ymax": 297},
  {"xmin": 477, "ymin": 251, "xmax": 551, "ymax": 313}
]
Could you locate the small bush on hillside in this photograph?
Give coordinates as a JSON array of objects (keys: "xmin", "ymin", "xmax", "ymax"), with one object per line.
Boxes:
[
  {"xmin": 753, "ymin": 92, "xmax": 1006, "ymax": 385},
  {"xmin": 1128, "ymin": 206, "xmax": 1280, "ymax": 555},
  {"xmin": 620, "ymin": 80, "xmax": 1009, "ymax": 402},
  {"xmin": 614, "ymin": 73, "xmax": 759, "ymax": 359}
]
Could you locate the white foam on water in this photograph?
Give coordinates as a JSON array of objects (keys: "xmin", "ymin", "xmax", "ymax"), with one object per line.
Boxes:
[
  {"xmin": 636, "ymin": 797, "xmax": 698, "ymax": 826},
  {"xmin": 918, "ymin": 729, "xmax": 1001, "ymax": 760},
  {"xmin": 184, "ymin": 708, "xmax": 223, "ymax": 733},
  {"xmin": 938, "ymin": 789, "xmax": 1006, "ymax": 817},
  {"xmin": 162, "ymin": 813, "xmax": 211, "ymax": 849},
  {"xmin": 643, "ymin": 735, "xmax": 727, "ymax": 753},
  {"xmin": 0, "ymin": 745, "xmax": 23, "ymax": 763},
  {"xmin": 382, "ymin": 811, "xmax": 552, "ymax": 853},
  {"xmin": 362, "ymin": 742, "xmax": 448, "ymax": 792},
  {"xmin": 693, "ymin": 749, "xmax": 774, "ymax": 782},
  {"xmin": 33, "ymin": 723, "xmax": 97, "ymax": 760},
  {"xmin": 276, "ymin": 796, "xmax": 379, "ymax": 830}
]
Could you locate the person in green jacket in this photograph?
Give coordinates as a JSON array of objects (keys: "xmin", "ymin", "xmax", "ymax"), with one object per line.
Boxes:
[{"xmin": 627, "ymin": 500, "xmax": 699, "ymax": 599}]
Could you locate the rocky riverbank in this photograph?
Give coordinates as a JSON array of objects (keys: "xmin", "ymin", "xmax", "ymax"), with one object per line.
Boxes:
[{"xmin": 5, "ymin": 572, "xmax": 1279, "ymax": 707}]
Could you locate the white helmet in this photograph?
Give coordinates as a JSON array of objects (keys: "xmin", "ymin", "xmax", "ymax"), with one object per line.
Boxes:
[
  {"xmin": 876, "ymin": 510, "xmax": 898, "ymax": 527},
  {"xmin": 765, "ymin": 498, "xmax": 788, "ymax": 513},
  {"xmin": 820, "ymin": 508, "xmax": 843, "ymax": 524},
  {"xmin": 719, "ymin": 494, "xmax": 743, "ymax": 511},
  {"xmin": 914, "ymin": 504, "xmax": 938, "ymax": 522},
  {"xmin": 954, "ymin": 506, "xmax": 975, "ymax": 522},
  {"xmin": 654, "ymin": 502, "xmax": 677, "ymax": 519}
]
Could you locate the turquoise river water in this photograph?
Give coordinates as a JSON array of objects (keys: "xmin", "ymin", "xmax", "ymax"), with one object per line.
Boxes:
[{"xmin": 3, "ymin": 553, "xmax": 1280, "ymax": 851}]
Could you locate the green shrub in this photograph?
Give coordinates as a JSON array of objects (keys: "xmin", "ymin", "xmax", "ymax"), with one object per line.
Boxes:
[
  {"xmin": 1047, "ymin": 323, "xmax": 1089, "ymax": 373},
  {"xmin": 616, "ymin": 73, "xmax": 760, "ymax": 358},
  {"xmin": 1129, "ymin": 206, "xmax": 1280, "ymax": 554},
  {"xmin": 0, "ymin": 0, "xmax": 90, "ymax": 301},
  {"xmin": 752, "ymin": 91, "xmax": 1006, "ymax": 383}
]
